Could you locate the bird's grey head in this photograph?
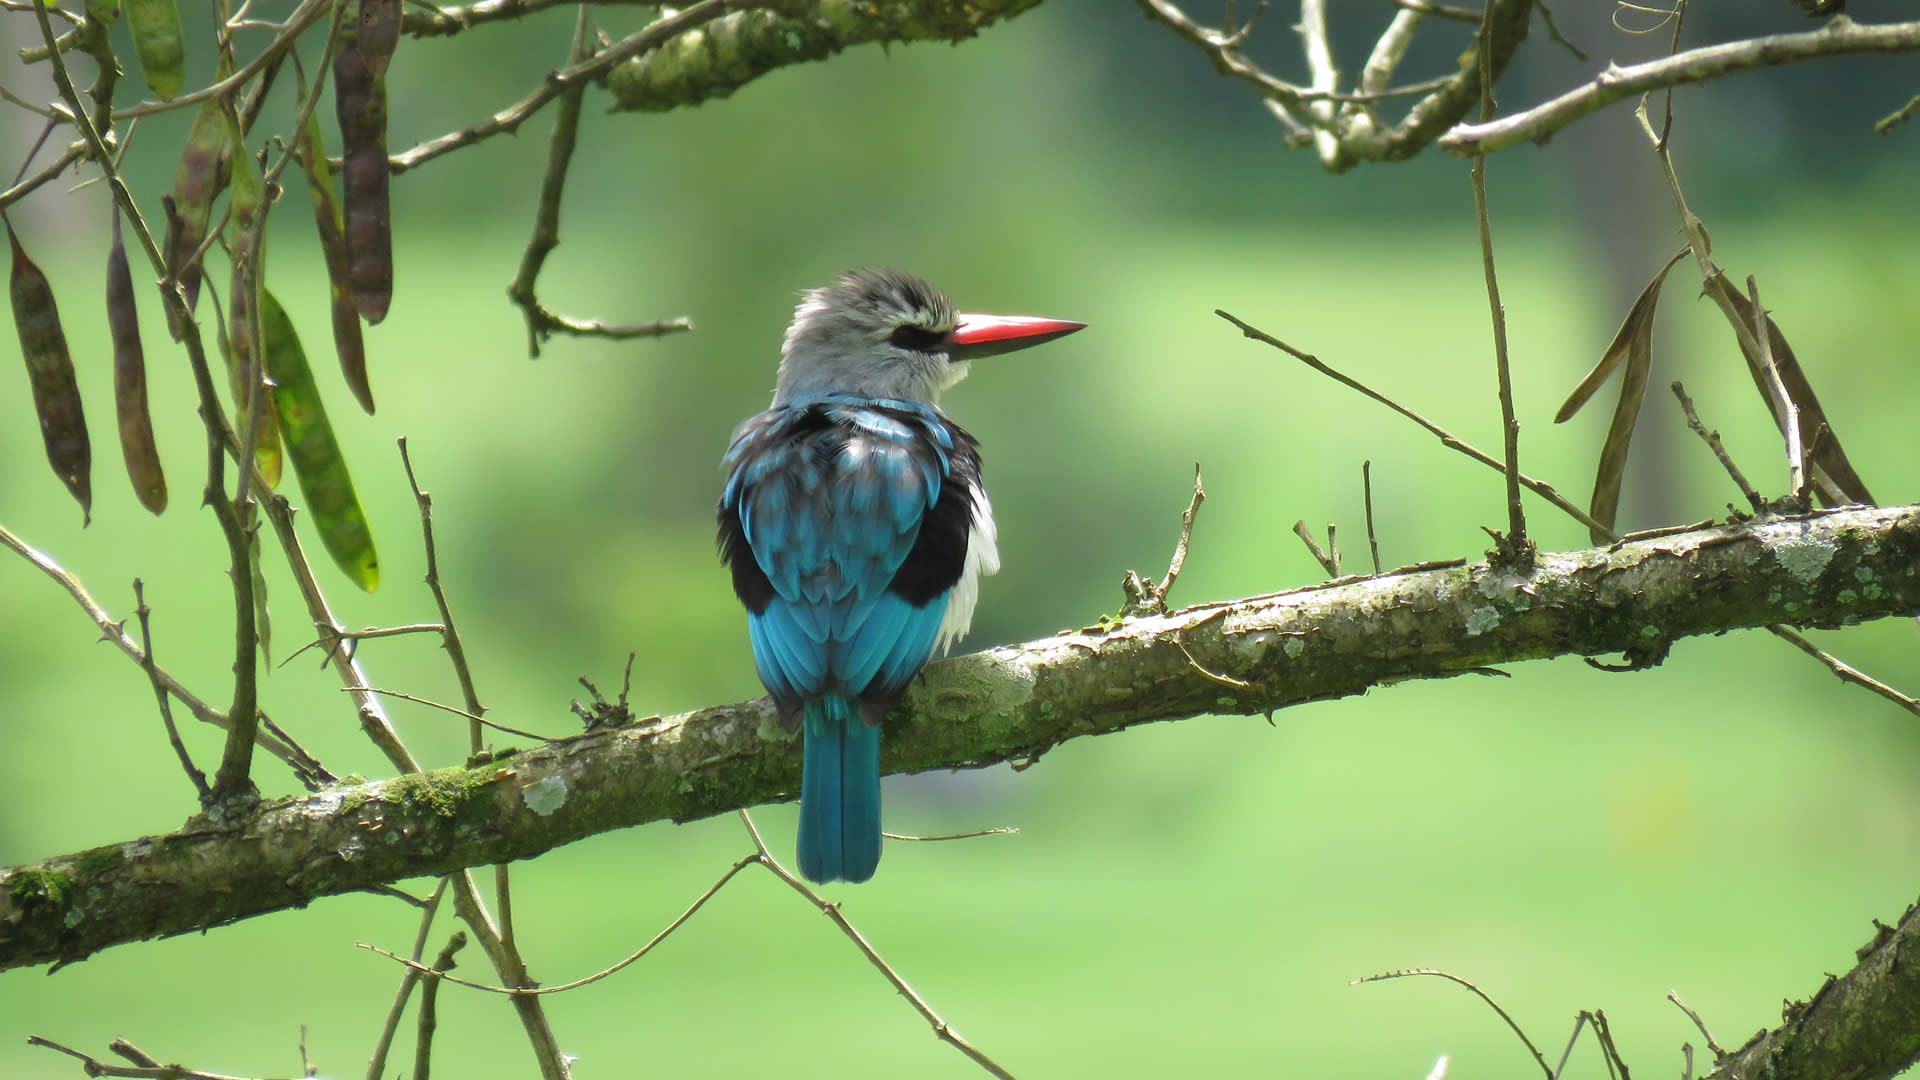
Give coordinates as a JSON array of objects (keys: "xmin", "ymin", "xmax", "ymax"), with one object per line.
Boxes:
[{"xmin": 775, "ymin": 269, "xmax": 964, "ymax": 406}]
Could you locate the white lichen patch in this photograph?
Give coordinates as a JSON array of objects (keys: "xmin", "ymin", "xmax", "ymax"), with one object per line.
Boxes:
[
  {"xmin": 1465, "ymin": 605, "xmax": 1501, "ymax": 636},
  {"xmin": 1283, "ymin": 636, "xmax": 1305, "ymax": 659},
  {"xmin": 523, "ymin": 775, "xmax": 568, "ymax": 817},
  {"xmin": 1774, "ymin": 536, "xmax": 1837, "ymax": 583}
]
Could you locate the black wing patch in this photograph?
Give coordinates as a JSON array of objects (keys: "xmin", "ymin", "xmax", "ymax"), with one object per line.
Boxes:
[{"xmin": 888, "ymin": 416, "xmax": 980, "ymax": 608}]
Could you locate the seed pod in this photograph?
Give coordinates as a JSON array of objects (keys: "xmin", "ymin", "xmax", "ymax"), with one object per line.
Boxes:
[
  {"xmin": 123, "ymin": 0, "xmax": 186, "ymax": 101},
  {"xmin": 8, "ymin": 223, "xmax": 92, "ymax": 524},
  {"xmin": 162, "ymin": 100, "xmax": 231, "ymax": 339},
  {"xmin": 259, "ymin": 289, "xmax": 380, "ymax": 592},
  {"xmin": 108, "ymin": 206, "xmax": 167, "ymax": 514},
  {"xmin": 224, "ymin": 110, "xmax": 283, "ymax": 487},
  {"xmin": 334, "ymin": 33, "xmax": 393, "ymax": 323},
  {"xmin": 295, "ymin": 85, "xmax": 373, "ymax": 413}
]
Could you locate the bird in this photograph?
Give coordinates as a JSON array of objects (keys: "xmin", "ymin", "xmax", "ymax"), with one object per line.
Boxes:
[{"xmin": 717, "ymin": 269, "xmax": 1084, "ymax": 884}]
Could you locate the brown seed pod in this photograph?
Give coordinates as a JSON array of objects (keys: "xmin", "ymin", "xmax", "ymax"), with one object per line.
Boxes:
[
  {"xmin": 8, "ymin": 222, "xmax": 93, "ymax": 524},
  {"xmin": 109, "ymin": 206, "xmax": 167, "ymax": 514}
]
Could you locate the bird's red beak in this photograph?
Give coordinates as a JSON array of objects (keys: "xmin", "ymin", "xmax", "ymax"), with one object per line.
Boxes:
[{"xmin": 948, "ymin": 313, "xmax": 1086, "ymax": 361}]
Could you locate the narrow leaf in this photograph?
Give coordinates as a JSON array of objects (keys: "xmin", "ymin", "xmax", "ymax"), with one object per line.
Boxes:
[
  {"xmin": 8, "ymin": 222, "xmax": 92, "ymax": 524},
  {"xmin": 1704, "ymin": 271, "xmax": 1875, "ymax": 506},
  {"xmin": 260, "ymin": 290, "xmax": 380, "ymax": 591},
  {"xmin": 108, "ymin": 206, "xmax": 167, "ymax": 514},
  {"xmin": 123, "ymin": 0, "xmax": 186, "ymax": 100},
  {"xmin": 295, "ymin": 69, "xmax": 373, "ymax": 413}
]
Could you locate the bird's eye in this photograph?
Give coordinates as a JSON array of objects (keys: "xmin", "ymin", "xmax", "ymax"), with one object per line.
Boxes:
[{"xmin": 888, "ymin": 325, "xmax": 948, "ymax": 352}]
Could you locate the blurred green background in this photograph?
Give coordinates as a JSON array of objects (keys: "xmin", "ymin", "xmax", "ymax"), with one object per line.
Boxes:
[{"xmin": 3, "ymin": 2, "xmax": 1919, "ymax": 1077}]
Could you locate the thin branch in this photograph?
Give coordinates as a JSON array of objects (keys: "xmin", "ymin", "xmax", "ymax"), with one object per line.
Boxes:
[
  {"xmin": 1353, "ymin": 968, "xmax": 1552, "ymax": 1079},
  {"xmin": 1216, "ymin": 310, "xmax": 1617, "ymax": 541},
  {"xmin": 737, "ymin": 811, "xmax": 1019, "ymax": 1080},
  {"xmin": 1768, "ymin": 626, "xmax": 1920, "ymax": 719},
  {"xmin": 134, "ymin": 580, "xmax": 212, "ymax": 803},
  {"xmin": 504, "ymin": 12, "xmax": 696, "ymax": 356},
  {"xmin": 281, "ymin": 623, "xmax": 449, "ymax": 669},
  {"xmin": 1440, "ymin": 16, "xmax": 1920, "ymax": 155},
  {"xmin": 1876, "ymin": 92, "xmax": 1920, "ymax": 134},
  {"xmin": 367, "ymin": 880, "xmax": 450, "ymax": 1080},
  {"xmin": 883, "ymin": 827, "xmax": 1020, "ymax": 842},
  {"xmin": 413, "ymin": 931, "xmax": 467, "ymax": 1080},
  {"xmin": 27, "ymin": 1035, "xmax": 303, "ymax": 1080},
  {"xmin": 113, "ymin": 0, "xmax": 330, "ymax": 119},
  {"xmin": 0, "ymin": 521, "xmax": 329, "ymax": 787},
  {"xmin": 1670, "ymin": 381, "xmax": 1765, "ymax": 515},
  {"xmin": 1362, "ymin": 461, "xmax": 1382, "ymax": 575},
  {"xmin": 0, "ymin": 140, "xmax": 83, "ymax": 211},
  {"xmin": 387, "ymin": 0, "xmax": 738, "ymax": 174},
  {"xmin": 343, "ymin": 686, "xmax": 556, "ymax": 742},
  {"xmin": 1745, "ymin": 275, "xmax": 1806, "ymax": 504},
  {"xmin": 1293, "ymin": 521, "xmax": 1339, "ymax": 577},
  {"xmin": 1471, "ymin": 0, "xmax": 1530, "ymax": 565},
  {"xmin": 1667, "ymin": 989, "xmax": 1728, "ymax": 1061},
  {"xmin": 361, "ymin": 853, "xmax": 761, "ymax": 996}
]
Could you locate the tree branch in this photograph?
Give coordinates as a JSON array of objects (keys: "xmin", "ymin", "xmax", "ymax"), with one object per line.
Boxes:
[
  {"xmin": 604, "ymin": 0, "xmax": 1046, "ymax": 112},
  {"xmin": 3, "ymin": 504, "xmax": 1917, "ymax": 973},
  {"xmin": 1440, "ymin": 16, "xmax": 1920, "ymax": 156}
]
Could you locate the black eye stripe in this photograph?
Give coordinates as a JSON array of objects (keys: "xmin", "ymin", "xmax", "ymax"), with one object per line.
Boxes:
[{"xmin": 888, "ymin": 325, "xmax": 948, "ymax": 352}]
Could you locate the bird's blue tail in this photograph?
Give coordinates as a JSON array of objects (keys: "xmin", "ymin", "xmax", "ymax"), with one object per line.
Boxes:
[{"xmin": 797, "ymin": 695, "xmax": 882, "ymax": 884}]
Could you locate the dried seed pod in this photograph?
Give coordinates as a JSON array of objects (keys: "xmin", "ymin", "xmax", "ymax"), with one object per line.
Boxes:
[
  {"xmin": 334, "ymin": 35, "xmax": 394, "ymax": 323},
  {"xmin": 296, "ymin": 87, "xmax": 373, "ymax": 413},
  {"xmin": 108, "ymin": 206, "xmax": 167, "ymax": 514},
  {"xmin": 260, "ymin": 290, "xmax": 379, "ymax": 592},
  {"xmin": 8, "ymin": 223, "xmax": 93, "ymax": 523},
  {"xmin": 162, "ymin": 100, "xmax": 231, "ymax": 338},
  {"xmin": 123, "ymin": 0, "xmax": 186, "ymax": 101}
]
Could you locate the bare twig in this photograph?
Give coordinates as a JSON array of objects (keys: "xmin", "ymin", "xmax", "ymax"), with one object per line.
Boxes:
[
  {"xmin": 113, "ymin": 0, "xmax": 330, "ymax": 119},
  {"xmin": 506, "ymin": 11, "xmax": 694, "ymax": 355},
  {"xmin": 1292, "ymin": 521, "xmax": 1339, "ymax": 577},
  {"xmin": 1471, "ymin": 0, "xmax": 1530, "ymax": 566},
  {"xmin": 388, "ymin": 0, "xmax": 737, "ymax": 173},
  {"xmin": 1667, "ymin": 989, "xmax": 1728, "ymax": 1061},
  {"xmin": 0, "ymin": 140, "xmax": 83, "ymax": 211},
  {"xmin": 1217, "ymin": 311, "xmax": 1617, "ymax": 541},
  {"xmin": 1670, "ymin": 381, "xmax": 1766, "ymax": 514},
  {"xmin": 1354, "ymin": 968, "xmax": 1552, "ymax": 1079},
  {"xmin": 361, "ymin": 854, "xmax": 762, "ymax": 996},
  {"xmin": 1441, "ymin": 16, "xmax": 1920, "ymax": 155},
  {"xmin": 738, "ymin": 812, "xmax": 1020, "ymax": 1080},
  {"xmin": 28, "ymin": 1035, "xmax": 302, "ymax": 1080},
  {"xmin": 1876, "ymin": 93, "xmax": 1920, "ymax": 134},
  {"xmin": 134, "ymin": 580, "xmax": 212, "ymax": 803},
  {"xmin": 1159, "ymin": 463, "xmax": 1205, "ymax": 606},
  {"xmin": 1745, "ymin": 275, "xmax": 1806, "ymax": 505},
  {"xmin": 1768, "ymin": 626, "xmax": 1920, "ymax": 718},
  {"xmin": 0, "ymin": 522, "xmax": 328, "ymax": 786},
  {"xmin": 1362, "ymin": 461, "xmax": 1382, "ymax": 575},
  {"xmin": 342, "ymin": 687, "xmax": 554, "ymax": 742},
  {"xmin": 280, "ymin": 623, "xmax": 449, "ymax": 669},
  {"xmin": 883, "ymin": 827, "xmax": 1020, "ymax": 841},
  {"xmin": 367, "ymin": 880, "xmax": 450, "ymax": 1080},
  {"xmin": 414, "ymin": 931, "xmax": 468, "ymax": 1080}
]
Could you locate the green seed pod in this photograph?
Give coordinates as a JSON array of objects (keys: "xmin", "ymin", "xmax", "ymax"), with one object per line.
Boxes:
[
  {"xmin": 123, "ymin": 0, "xmax": 186, "ymax": 101},
  {"xmin": 8, "ymin": 223, "xmax": 93, "ymax": 524},
  {"xmin": 108, "ymin": 206, "xmax": 167, "ymax": 514},
  {"xmin": 260, "ymin": 289, "xmax": 379, "ymax": 591},
  {"xmin": 224, "ymin": 109, "xmax": 282, "ymax": 487}
]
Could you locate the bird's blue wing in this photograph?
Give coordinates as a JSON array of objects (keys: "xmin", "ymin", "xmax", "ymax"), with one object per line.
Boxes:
[{"xmin": 718, "ymin": 398, "xmax": 980, "ymax": 715}]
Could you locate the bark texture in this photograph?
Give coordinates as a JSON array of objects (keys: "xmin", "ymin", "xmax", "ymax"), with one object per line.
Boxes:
[{"xmin": 3, "ymin": 503, "xmax": 1917, "ymax": 976}]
